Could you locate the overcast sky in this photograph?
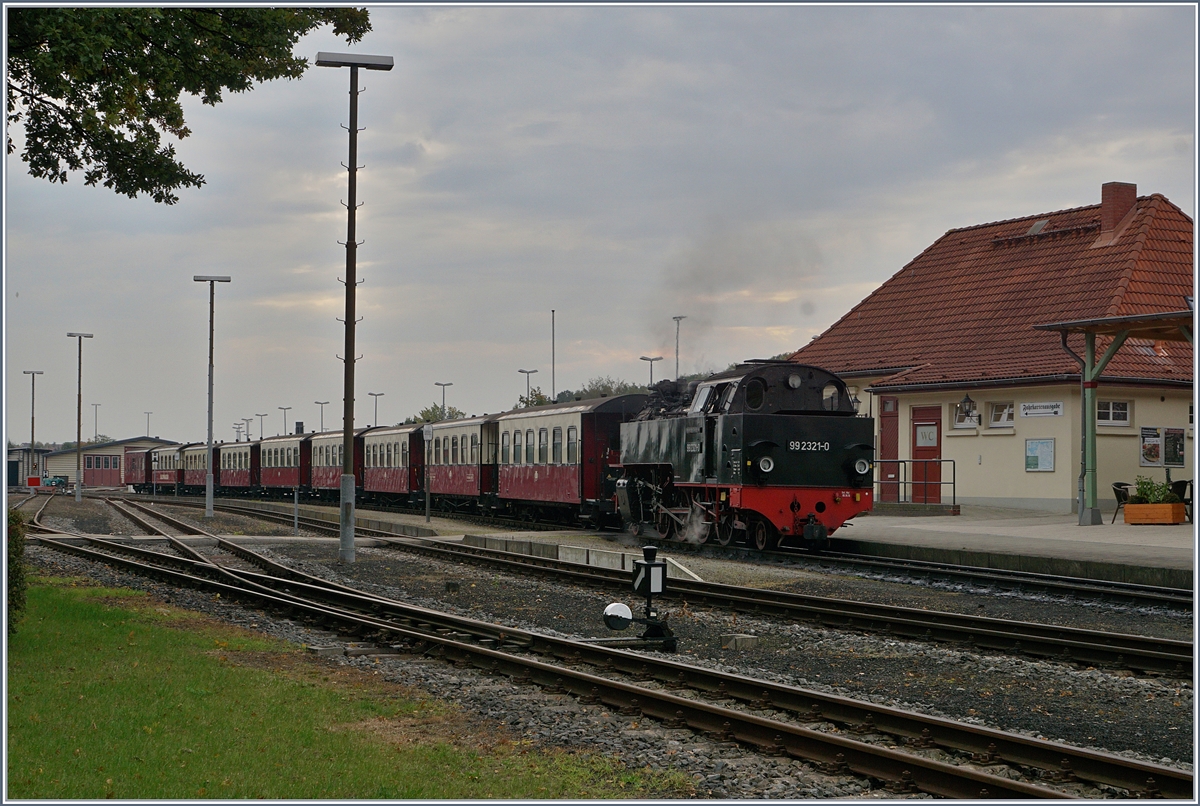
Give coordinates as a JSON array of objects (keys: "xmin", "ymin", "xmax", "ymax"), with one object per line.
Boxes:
[{"xmin": 4, "ymin": 4, "xmax": 1196, "ymax": 446}]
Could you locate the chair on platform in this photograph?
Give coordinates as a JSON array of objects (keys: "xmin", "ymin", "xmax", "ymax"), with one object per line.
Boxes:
[
  {"xmin": 1169, "ymin": 479, "xmax": 1193, "ymax": 523},
  {"xmin": 1111, "ymin": 482, "xmax": 1132, "ymax": 524}
]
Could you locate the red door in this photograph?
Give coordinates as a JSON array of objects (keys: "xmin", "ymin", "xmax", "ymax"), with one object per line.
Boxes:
[
  {"xmin": 879, "ymin": 397, "xmax": 899, "ymax": 502},
  {"xmin": 911, "ymin": 406, "xmax": 941, "ymax": 504}
]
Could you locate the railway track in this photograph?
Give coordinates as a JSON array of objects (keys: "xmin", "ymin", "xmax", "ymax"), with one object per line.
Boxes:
[
  {"xmin": 31, "ymin": 530, "xmax": 1190, "ymax": 799},
  {"xmin": 96, "ymin": 496, "xmax": 1195, "ymax": 679},
  {"xmin": 115, "ymin": 491, "xmax": 1193, "ymax": 611}
]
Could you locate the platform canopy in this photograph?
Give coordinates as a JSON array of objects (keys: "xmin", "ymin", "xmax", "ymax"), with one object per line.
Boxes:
[{"xmin": 1033, "ymin": 309, "xmax": 1194, "ymax": 525}]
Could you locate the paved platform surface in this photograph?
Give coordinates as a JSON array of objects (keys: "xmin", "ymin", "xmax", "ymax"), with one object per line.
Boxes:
[{"xmin": 832, "ymin": 506, "xmax": 1195, "ymax": 588}]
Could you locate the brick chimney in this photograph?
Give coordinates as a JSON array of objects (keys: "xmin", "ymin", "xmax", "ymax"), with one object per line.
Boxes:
[{"xmin": 1100, "ymin": 182, "xmax": 1137, "ymax": 233}]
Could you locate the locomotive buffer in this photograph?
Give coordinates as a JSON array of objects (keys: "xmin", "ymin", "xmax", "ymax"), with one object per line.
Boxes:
[{"xmin": 589, "ymin": 546, "xmax": 677, "ymax": 652}]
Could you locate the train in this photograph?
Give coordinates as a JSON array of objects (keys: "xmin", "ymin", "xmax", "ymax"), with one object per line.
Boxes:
[{"xmin": 124, "ymin": 362, "xmax": 874, "ymax": 550}]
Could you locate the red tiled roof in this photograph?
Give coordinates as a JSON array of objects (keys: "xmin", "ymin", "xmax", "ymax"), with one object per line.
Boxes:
[{"xmin": 791, "ymin": 189, "xmax": 1194, "ymax": 389}]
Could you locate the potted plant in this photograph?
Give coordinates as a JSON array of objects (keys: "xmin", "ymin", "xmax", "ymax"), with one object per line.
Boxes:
[{"xmin": 1124, "ymin": 474, "xmax": 1186, "ymax": 525}]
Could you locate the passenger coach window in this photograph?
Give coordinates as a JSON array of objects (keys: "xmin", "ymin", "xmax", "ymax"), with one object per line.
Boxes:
[
  {"xmin": 434, "ymin": 437, "xmax": 442, "ymax": 465},
  {"xmin": 567, "ymin": 426, "xmax": 578, "ymax": 463},
  {"xmin": 538, "ymin": 429, "xmax": 548, "ymax": 463},
  {"xmin": 526, "ymin": 430, "xmax": 535, "ymax": 463},
  {"xmin": 513, "ymin": 431, "xmax": 522, "ymax": 464},
  {"xmin": 471, "ymin": 434, "xmax": 478, "ymax": 464},
  {"xmin": 552, "ymin": 428, "xmax": 562, "ymax": 463},
  {"xmin": 401, "ymin": 443, "xmax": 408, "ymax": 467},
  {"xmin": 451, "ymin": 436, "xmax": 458, "ymax": 464},
  {"xmin": 501, "ymin": 432, "xmax": 510, "ymax": 464}
]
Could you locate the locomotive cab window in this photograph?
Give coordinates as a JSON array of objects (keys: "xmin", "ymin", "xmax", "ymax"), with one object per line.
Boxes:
[
  {"xmin": 822, "ymin": 382, "xmax": 840, "ymax": 411},
  {"xmin": 689, "ymin": 385, "xmax": 713, "ymax": 413}
]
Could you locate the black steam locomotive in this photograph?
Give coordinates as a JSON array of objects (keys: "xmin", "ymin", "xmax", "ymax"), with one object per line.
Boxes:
[{"xmin": 615, "ymin": 362, "xmax": 874, "ymax": 551}]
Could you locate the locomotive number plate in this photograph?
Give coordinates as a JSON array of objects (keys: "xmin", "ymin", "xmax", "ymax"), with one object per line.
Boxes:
[{"xmin": 789, "ymin": 441, "xmax": 830, "ymax": 451}]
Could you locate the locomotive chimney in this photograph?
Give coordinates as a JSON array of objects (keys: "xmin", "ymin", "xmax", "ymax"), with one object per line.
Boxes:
[{"xmin": 1100, "ymin": 182, "xmax": 1136, "ymax": 233}]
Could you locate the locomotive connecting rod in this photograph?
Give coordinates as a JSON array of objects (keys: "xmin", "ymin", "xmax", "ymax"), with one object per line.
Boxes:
[{"xmin": 317, "ymin": 51, "xmax": 393, "ymax": 564}]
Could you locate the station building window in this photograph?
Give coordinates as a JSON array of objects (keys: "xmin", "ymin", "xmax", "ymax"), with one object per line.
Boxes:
[
  {"xmin": 86, "ymin": 456, "xmax": 93, "ymax": 469},
  {"xmin": 567, "ymin": 426, "xmax": 578, "ymax": 463},
  {"xmin": 552, "ymin": 428, "xmax": 562, "ymax": 463},
  {"xmin": 1097, "ymin": 400, "xmax": 1130, "ymax": 425},
  {"xmin": 952, "ymin": 403, "xmax": 975, "ymax": 429},
  {"xmin": 989, "ymin": 402, "xmax": 1014, "ymax": 428}
]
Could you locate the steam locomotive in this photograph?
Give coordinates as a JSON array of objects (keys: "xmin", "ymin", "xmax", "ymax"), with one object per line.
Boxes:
[
  {"xmin": 126, "ymin": 362, "xmax": 873, "ymax": 551},
  {"xmin": 617, "ymin": 362, "xmax": 874, "ymax": 550}
]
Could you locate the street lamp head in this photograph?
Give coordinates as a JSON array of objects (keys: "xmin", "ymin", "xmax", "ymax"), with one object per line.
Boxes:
[
  {"xmin": 640, "ymin": 356, "xmax": 663, "ymax": 362},
  {"xmin": 193, "ymin": 275, "xmax": 231, "ymax": 283},
  {"xmin": 315, "ymin": 400, "xmax": 330, "ymax": 405},
  {"xmin": 66, "ymin": 332, "xmax": 93, "ymax": 338},
  {"xmin": 23, "ymin": 370, "xmax": 43, "ymax": 375},
  {"xmin": 315, "ymin": 52, "xmax": 394, "ymax": 70},
  {"xmin": 434, "ymin": 382, "xmax": 452, "ymax": 388},
  {"xmin": 518, "ymin": 368, "xmax": 538, "ymax": 375}
]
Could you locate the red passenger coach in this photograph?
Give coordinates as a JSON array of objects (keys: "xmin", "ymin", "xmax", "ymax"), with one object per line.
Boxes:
[
  {"xmin": 362, "ymin": 424, "xmax": 424, "ymax": 502},
  {"xmin": 426, "ymin": 415, "xmax": 495, "ymax": 511},
  {"xmin": 125, "ymin": 448, "xmax": 152, "ymax": 493},
  {"xmin": 180, "ymin": 444, "xmax": 214, "ymax": 494},
  {"xmin": 151, "ymin": 444, "xmax": 186, "ymax": 493},
  {"xmin": 218, "ymin": 442, "xmax": 254, "ymax": 494},
  {"xmin": 258, "ymin": 434, "xmax": 311, "ymax": 495},
  {"xmin": 494, "ymin": 395, "xmax": 647, "ymax": 524},
  {"xmin": 310, "ymin": 428, "xmax": 373, "ymax": 499}
]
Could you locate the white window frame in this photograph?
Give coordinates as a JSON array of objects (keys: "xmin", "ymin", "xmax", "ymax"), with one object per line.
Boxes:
[
  {"xmin": 989, "ymin": 402, "xmax": 1014, "ymax": 428},
  {"xmin": 952, "ymin": 403, "xmax": 976, "ymax": 429},
  {"xmin": 1097, "ymin": 400, "xmax": 1131, "ymax": 426}
]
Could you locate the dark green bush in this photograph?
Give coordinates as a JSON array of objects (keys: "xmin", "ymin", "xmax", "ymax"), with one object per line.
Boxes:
[{"xmin": 8, "ymin": 507, "xmax": 28, "ymax": 635}]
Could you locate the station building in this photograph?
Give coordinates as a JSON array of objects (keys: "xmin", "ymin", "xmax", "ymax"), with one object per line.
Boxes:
[
  {"xmin": 791, "ymin": 182, "xmax": 1194, "ymax": 514},
  {"xmin": 43, "ymin": 436, "xmax": 177, "ymax": 488},
  {"xmin": 7, "ymin": 445, "xmax": 53, "ymax": 486}
]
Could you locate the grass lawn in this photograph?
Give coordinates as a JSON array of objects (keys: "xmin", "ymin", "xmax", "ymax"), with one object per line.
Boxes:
[{"xmin": 7, "ymin": 576, "xmax": 695, "ymax": 799}]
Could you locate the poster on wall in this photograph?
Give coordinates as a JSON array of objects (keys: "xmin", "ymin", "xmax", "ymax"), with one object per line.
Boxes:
[
  {"xmin": 1025, "ymin": 438, "xmax": 1054, "ymax": 472},
  {"xmin": 1141, "ymin": 426, "xmax": 1186, "ymax": 467}
]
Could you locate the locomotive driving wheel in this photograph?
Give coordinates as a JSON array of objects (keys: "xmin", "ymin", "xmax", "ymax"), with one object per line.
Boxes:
[
  {"xmin": 655, "ymin": 509, "xmax": 676, "ymax": 540},
  {"xmin": 715, "ymin": 516, "xmax": 734, "ymax": 546},
  {"xmin": 751, "ymin": 519, "xmax": 777, "ymax": 552}
]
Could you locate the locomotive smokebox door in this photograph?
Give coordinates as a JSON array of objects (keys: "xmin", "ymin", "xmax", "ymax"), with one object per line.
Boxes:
[{"xmin": 632, "ymin": 545, "xmax": 666, "ymax": 597}]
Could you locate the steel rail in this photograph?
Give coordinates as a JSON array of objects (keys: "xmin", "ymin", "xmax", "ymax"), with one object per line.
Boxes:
[
  {"xmin": 32, "ymin": 533, "xmax": 1085, "ymax": 799},
  {"xmin": 386, "ymin": 539, "xmax": 1194, "ymax": 678},
  {"xmin": 50, "ymin": 531, "xmax": 1190, "ymax": 799}
]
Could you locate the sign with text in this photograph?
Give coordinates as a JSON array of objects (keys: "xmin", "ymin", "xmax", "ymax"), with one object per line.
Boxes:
[
  {"xmin": 1025, "ymin": 438, "xmax": 1055, "ymax": 472},
  {"xmin": 1140, "ymin": 427, "xmax": 1186, "ymax": 468},
  {"xmin": 1020, "ymin": 402, "xmax": 1063, "ymax": 418}
]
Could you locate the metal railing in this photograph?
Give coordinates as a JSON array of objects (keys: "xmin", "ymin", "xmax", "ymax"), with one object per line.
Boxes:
[{"xmin": 875, "ymin": 459, "xmax": 956, "ymax": 506}]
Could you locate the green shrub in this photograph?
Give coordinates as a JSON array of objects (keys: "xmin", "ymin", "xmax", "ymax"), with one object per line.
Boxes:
[
  {"xmin": 1133, "ymin": 475, "xmax": 1173, "ymax": 504},
  {"xmin": 8, "ymin": 507, "xmax": 28, "ymax": 634}
]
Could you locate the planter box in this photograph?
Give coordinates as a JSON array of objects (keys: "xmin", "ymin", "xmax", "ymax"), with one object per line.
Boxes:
[{"xmin": 1124, "ymin": 503, "xmax": 1187, "ymax": 525}]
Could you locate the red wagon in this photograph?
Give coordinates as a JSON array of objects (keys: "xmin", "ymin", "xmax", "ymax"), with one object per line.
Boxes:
[{"xmin": 361, "ymin": 424, "xmax": 424, "ymax": 503}]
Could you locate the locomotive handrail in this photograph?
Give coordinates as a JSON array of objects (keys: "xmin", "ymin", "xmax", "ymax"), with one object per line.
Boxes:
[{"xmin": 875, "ymin": 459, "xmax": 956, "ymax": 507}]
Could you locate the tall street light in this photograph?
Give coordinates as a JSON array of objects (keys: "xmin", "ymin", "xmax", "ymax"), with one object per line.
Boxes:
[
  {"xmin": 23, "ymin": 370, "xmax": 43, "ymax": 480},
  {"xmin": 518, "ymin": 369, "xmax": 537, "ymax": 405},
  {"xmin": 243, "ymin": 417, "xmax": 253, "ymax": 441},
  {"xmin": 256, "ymin": 413, "xmax": 268, "ymax": 441},
  {"xmin": 279, "ymin": 406, "xmax": 292, "ymax": 435},
  {"xmin": 317, "ymin": 50, "xmax": 394, "ymax": 565},
  {"xmin": 672, "ymin": 315, "xmax": 687, "ymax": 379},
  {"xmin": 368, "ymin": 392, "xmax": 384, "ymax": 427},
  {"xmin": 144, "ymin": 411, "xmax": 152, "ymax": 437},
  {"xmin": 92, "ymin": 403, "xmax": 100, "ymax": 441},
  {"xmin": 434, "ymin": 382, "xmax": 452, "ymax": 417},
  {"xmin": 67, "ymin": 332, "xmax": 94, "ymax": 502},
  {"xmin": 640, "ymin": 355, "xmax": 663, "ymax": 386},
  {"xmin": 194, "ymin": 274, "xmax": 231, "ymax": 519},
  {"xmin": 315, "ymin": 401, "xmax": 330, "ymax": 432}
]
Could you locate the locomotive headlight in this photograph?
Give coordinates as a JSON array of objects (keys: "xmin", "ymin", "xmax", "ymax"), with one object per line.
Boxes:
[
  {"xmin": 854, "ymin": 459, "xmax": 871, "ymax": 475},
  {"xmin": 758, "ymin": 456, "xmax": 775, "ymax": 473}
]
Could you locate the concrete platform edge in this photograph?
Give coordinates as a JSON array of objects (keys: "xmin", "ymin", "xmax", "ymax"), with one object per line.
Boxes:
[{"xmin": 827, "ymin": 537, "xmax": 1192, "ymax": 590}]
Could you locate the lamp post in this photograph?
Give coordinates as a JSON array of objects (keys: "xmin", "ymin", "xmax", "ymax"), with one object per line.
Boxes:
[
  {"xmin": 279, "ymin": 406, "xmax": 291, "ymax": 436},
  {"xmin": 194, "ymin": 274, "xmax": 231, "ymax": 519},
  {"xmin": 551, "ymin": 309, "xmax": 555, "ymax": 400},
  {"xmin": 144, "ymin": 411, "xmax": 152, "ymax": 437},
  {"xmin": 234, "ymin": 423, "xmax": 244, "ymax": 442},
  {"xmin": 518, "ymin": 369, "xmax": 537, "ymax": 405},
  {"xmin": 243, "ymin": 418, "xmax": 254, "ymax": 441},
  {"xmin": 317, "ymin": 50, "xmax": 394, "ymax": 565},
  {"xmin": 67, "ymin": 332, "xmax": 93, "ymax": 502},
  {"xmin": 23, "ymin": 370, "xmax": 43, "ymax": 480},
  {"xmin": 315, "ymin": 401, "xmax": 330, "ymax": 432},
  {"xmin": 672, "ymin": 315, "xmax": 687, "ymax": 379},
  {"xmin": 256, "ymin": 413, "xmax": 268, "ymax": 441},
  {"xmin": 368, "ymin": 392, "xmax": 384, "ymax": 427},
  {"xmin": 640, "ymin": 355, "xmax": 663, "ymax": 386},
  {"xmin": 434, "ymin": 382, "xmax": 452, "ymax": 418},
  {"xmin": 92, "ymin": 403, "xmax": 100, "ymax": 441}
]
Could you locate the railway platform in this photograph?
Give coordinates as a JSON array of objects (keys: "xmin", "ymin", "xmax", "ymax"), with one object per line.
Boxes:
[{"xmin": 832, "ymin": 505, "xmax": 1194, "ymax": 590}]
